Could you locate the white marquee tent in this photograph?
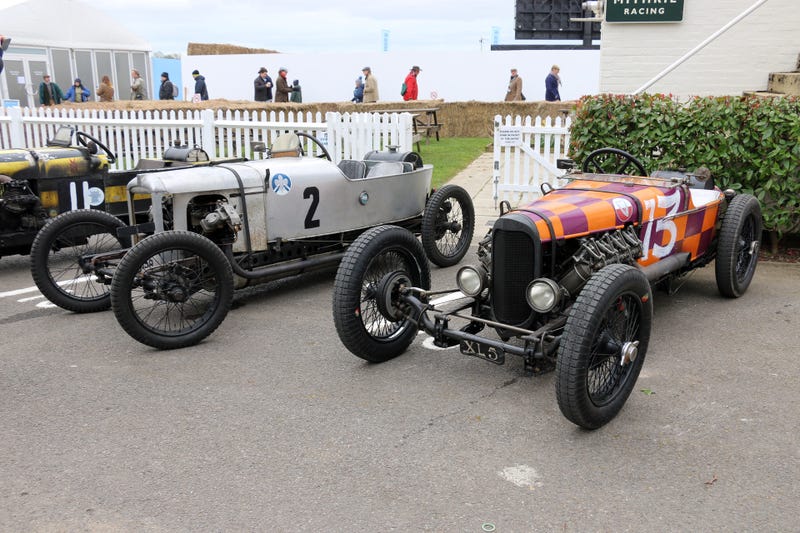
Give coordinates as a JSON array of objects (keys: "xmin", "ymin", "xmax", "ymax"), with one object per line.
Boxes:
[{"xmin": 1, "ymin": 0, "xmax": 151, "ymax": 106}]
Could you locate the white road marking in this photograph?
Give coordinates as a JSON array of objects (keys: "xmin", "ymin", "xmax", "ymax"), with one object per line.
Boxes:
[
  {"xmin": 18, "ymin": 295, "xmax": 46, "ymax": 302},
  {"xmin": 498, "ymin": 465, "xmax": 543, "ymax": 490},
  {"xmin": 421, "ymin": 334, "xmax": 457, "ymax": 351},
  {"xmin": 1, "ymin": 276, "xmax": 93, "ymax": 313},
  {"xmin": 0, "ymin": 286, "xmax": 43, "ymax": 298}
]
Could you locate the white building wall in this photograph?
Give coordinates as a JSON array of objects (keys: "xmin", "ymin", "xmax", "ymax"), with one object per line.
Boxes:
[
  {"xmin": 599, "ymin": 0, "xmax": 800, "ymax": 97},
  {"xmin": 180, "ymin": 50, "xmax": 600, "ymax": 104}
]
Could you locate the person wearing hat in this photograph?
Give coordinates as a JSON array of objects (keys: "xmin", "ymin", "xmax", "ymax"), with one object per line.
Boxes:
[
  {"xmin": 39, "ymin": 74, "xmax": 64, "ymax": 106},
  {"xmin": 352, "ymin": 75, "xmax": 364, "ymax": 103},
  {"xmin": 64, "ymin": 78, "xmax": 90, "ymax": 103},
  {"xmin": 362, "ymin": 66, "xmax": 378, "ymax": 103},
  {"xmin": 254, "ymin": 67, "xmax": 273, "ymax": 102},
  {"xmin": 192, "ymin": 69, "xmax": 209, "ymax": 101},
  {"xmin": 505, "ymin": 68, "xmax": 523, "ymax": 102},
  {"xmin": 274, "ymin": 67, "xmax": 294, "ymax": 103},
  {"xmin": 159, "ymin": 72, "xmax": 175, "ymax": 100},
  {"xmin": 402, "ymin": 65, "xmax": 421, "ymax": 101}
]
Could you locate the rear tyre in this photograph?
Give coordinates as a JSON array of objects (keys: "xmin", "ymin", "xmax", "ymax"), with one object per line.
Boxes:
[
  {"xmin": 333, "ymin": 225, "xmax": 431, "ymax": 362},
  {"xmin": 421, "ymin": 184, "xmax": 475, "ymax": 267},
  {"xmin": 30, "ymin": 209, "xmax": 127, "ymax": 313},
  {"xmin": 715, "ymin": 194, "xmax": 761, "ymax": 298},
  {"xmin": 556, "ymin": 264, "xmax": 653, "ymax": 429},
  {"xmin": 110, "ymin": 231, "xmax": 234, "ymax": 350}
]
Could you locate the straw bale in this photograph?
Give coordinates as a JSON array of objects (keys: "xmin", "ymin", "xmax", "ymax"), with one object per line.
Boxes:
[
  {"xmin": 55, "ymin": 99, "xmax": 576, "ymax": 138},
  {"xmin": 186, "ymin": 43, "xmax": 279, "ymax": 55}
]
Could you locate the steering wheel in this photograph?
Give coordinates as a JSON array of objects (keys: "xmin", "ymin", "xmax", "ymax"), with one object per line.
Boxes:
[
  {"xmin": 581, "ymin": 147, "xmax": 646, "ymax": 176},
  {"xmin": 75, "ymin": 131, "xmax": 117, "ymax": 164},
  {"xmin": 296, "ymin": 132, "xmax": 332, "ymax": 161}
]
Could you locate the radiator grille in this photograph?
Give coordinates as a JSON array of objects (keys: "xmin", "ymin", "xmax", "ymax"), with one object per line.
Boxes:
[{"xmin": 492, "ymin": 228, "xmax": 536, "ymax": 325}]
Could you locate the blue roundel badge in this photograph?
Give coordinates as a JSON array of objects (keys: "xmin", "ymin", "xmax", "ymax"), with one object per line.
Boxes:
[{"xmin": 271, "ymin": 173, "xmax": 292, "ymax": 196}]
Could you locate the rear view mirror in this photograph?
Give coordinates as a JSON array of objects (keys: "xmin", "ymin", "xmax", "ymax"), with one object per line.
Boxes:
[{"xmin": 557, "ymin": 158, "xmax": 576, "ymax": 170}]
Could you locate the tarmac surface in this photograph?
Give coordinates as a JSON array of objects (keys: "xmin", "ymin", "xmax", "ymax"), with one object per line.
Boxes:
[{"xmin": 0, "ymin": 153, "xmax": 798, "ymax": 531}]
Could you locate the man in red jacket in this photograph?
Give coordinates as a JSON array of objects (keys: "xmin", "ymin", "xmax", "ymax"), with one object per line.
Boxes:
[{"xmin": 402, "ymin": 65, "xmax": 421, "ymax": 101}]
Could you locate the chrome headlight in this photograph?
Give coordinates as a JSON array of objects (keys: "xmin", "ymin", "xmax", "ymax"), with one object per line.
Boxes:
[
  {"xmin": 526, "ymin": 278, "xmax": 562, "ymax": 313},
  {"xmin": 456, "ymin": 265, "xmax": 487, "ymax": 297}
]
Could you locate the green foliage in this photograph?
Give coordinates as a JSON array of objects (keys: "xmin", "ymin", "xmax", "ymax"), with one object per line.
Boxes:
[
  {"xmin": 569, "ymin": 94, "xmax": 800, "ymax": 235},
  {"xmin": 423, "ymin": 137, "xmax": 491, "ymax": 189}
]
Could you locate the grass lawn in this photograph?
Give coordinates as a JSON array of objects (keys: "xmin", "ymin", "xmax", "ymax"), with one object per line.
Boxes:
[{"xmin": 417, "ymin": 137, "xmax": 491, "ymax": 189}]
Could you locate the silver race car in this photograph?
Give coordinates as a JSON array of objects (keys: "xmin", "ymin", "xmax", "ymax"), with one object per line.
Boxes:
[{"xmin": 30, "ymin": 132, "xmax": 474, "ymax": 349}]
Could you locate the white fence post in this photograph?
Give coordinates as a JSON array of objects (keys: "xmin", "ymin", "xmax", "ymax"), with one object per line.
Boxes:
[
  {"xmin": 8, "ymin": 106, "xmax": 24, "ymax": 147},
  {"xmin": 201, "ymin": 108, "xmax": 215, "ymax": 157}
]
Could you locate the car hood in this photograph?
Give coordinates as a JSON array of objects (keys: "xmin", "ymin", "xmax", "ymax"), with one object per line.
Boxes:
[
  {"xmin": 509, "ymin": 177, "xmax": 683, "ymax": 242},
  {"xmin": 127, "ymin": 157, "xmax": 334, "ymax": 195}
]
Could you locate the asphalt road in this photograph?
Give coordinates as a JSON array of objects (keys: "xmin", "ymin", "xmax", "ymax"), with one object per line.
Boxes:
[{"xmin": 1, "ymin": 251, "xmax": 798, "ymax": 532}]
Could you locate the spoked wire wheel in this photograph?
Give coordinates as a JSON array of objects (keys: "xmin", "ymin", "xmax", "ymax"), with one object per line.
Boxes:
[
  {"xmin": 333, "ymin": 225, "xmax": 431, "ymax": 362},
  {"xmin": 421, "ymin": 185, "xmax": 475, "ymax": 267},
  {"xmin": 715, "ymin": 194, "xmax": 761, "ymax": 298},
  {"xmin": 110, "ymin": 231, "xmax": 233, "ymax": 350},
  {"xmin": 30, "ymin": 209, "xmax": 128, "ymax": 313},
  {"xmin": 556, "ymin": 264, "xmax": 652, "ymax": 429}
]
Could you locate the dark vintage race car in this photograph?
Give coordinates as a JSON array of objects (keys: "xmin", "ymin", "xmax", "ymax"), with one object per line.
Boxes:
[
  {"xmin": 331, "ymin": 148, "xmax": 762, "ymax": 429},
  {"xmin": 30, "ymin": 132, "xmax": 475, "ymax": 350},
  {"xmin": 0, "ymin": 127, "xmax": 209, "ymax": 258}
]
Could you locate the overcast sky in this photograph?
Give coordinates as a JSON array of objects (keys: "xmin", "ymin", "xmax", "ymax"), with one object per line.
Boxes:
[{"xmin": 99, "ymin": 0, "xmax": 521, "ymax": 55}]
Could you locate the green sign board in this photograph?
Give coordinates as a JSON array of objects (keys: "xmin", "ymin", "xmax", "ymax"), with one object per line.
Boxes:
[{"xmin": 606, "ymin": 0, "xmax": 684, "ymax": 23}]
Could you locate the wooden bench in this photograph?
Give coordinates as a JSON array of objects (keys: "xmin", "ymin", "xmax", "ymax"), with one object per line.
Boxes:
[{"xmin": 373, "ymin": 107, "xmax": 441, "ymax": 151}]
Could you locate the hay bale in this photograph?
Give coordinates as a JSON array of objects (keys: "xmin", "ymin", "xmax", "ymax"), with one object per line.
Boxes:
[
  {"xmin": 186, "ymin": 43, "xmax": 279, "ymax": 55},
  {"xmin": 53, "ymin": 99, "xmax": 576, "ymax": 137}
]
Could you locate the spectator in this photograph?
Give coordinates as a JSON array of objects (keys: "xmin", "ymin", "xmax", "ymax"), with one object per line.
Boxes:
[
  {"xmin": 131, "ymin": 69, "xmax": 146, "ymax": 100},
  {"xmin": 0, "ymin": 35, "xmax": 8, "ymax": 76},
  {"xmin": 402, "ymin": 65, "xmax": 421, "ymax": 101},
  {"xmin": 352, "ymin": 76, "xmax": 364, "ymax": 103},
  {"xmin": 274, "ymin": 67, "xmax": 293, "ymax": 103},
  {"xmin": 96, "ymin": 75, "xmax": 114, "ymax": 102},
  {"xmin": 505, "ymin": 68, "xmax": 524, "ymax": 102},
  {"xmin": 159, "ymin": 72, "xmax": 175, "ymax": 100},
  {"xmin": 290, "ymin": 79, "xmax": 302, "ymax": 103},
  {"xmin": 545, "ymin": 65, "xmax": 561, "ymax": 102},
  {"xmin": 64, "ymin": 78, "xmax": 90, "ymax": 103},
  {"xmin": 362, "ymin": 66, "xmax": 378, "ymax": 103},
  {"xmin": 254, "ymin": 67, "xmax": 273, "ymax": 102},
  {"xmin": 38, "ymin": 74, "xmax": 64, "ymax": 106},
  {"xmin": 192, "ymin": 69, "xmax": 209, "ymax": 100}
]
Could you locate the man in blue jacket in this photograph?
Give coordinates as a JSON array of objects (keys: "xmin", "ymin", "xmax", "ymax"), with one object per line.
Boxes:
[
  {"xmin": 192, "ymin": 69, "xmax": 209, "ymax": 100},
  {"xmin": 545, "ymin": 65, "xmax": 561, "ymax": 102}
]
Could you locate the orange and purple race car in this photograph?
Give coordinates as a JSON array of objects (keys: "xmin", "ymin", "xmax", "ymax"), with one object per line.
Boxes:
[{"xmin": 331, "ymin": 147, "xmax": 762, "ymax": 429}]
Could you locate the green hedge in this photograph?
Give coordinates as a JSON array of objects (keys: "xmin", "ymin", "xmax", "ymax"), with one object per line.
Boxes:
[{"xmin": 569, "ymin": 94, "xmax": 800, "ymax": 241}]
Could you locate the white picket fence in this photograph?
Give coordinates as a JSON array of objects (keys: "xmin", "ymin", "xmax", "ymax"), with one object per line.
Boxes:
[
  {"xmin": 0, "ymin": 107, "xmax": 414, "ymax": 169},
  {"xmin": 492, "ymin": 114, "xmax": 572, "ymax": 206}
]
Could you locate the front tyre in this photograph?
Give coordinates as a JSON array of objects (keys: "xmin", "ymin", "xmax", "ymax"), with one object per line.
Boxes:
[
  {"xmin": 556, "ymin": 264, "xmax": 653, "ymax": 429},
  {"xmin": 110, "ymin": 231, "xmax": 234, "ymax": 350},
  {"xmin": 30, "ymin": 209, "xmax": 127, "ymax": 313},
  {"xmin": 421, "ymin": 184, "xmax": 475, "ymax": 267},
  {"xmin": 715, "ymin": 194, "xmax": 761, "ymax": 298},
  {"xmin": 333, "ymin": 225, "xmax": 431, "ymax": 363}
]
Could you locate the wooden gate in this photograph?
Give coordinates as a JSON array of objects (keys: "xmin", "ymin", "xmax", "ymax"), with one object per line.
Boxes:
[{"xmin": 492, "ymin": 114, "xmax": 571, "ymax": 207}]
